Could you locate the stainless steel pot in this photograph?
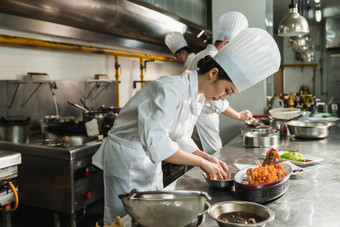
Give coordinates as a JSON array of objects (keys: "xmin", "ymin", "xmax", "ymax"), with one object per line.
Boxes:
[
  {"xmin": 0, "ymin": 117, "xmax": 30, "ymax": 143},
  {"xmin": 243, "ymin": 131, "xmax": 279, "ymax": 148},
  {"xmin": 68, "ymin": 101, "xmax": 120, "ymax": 136},
  {"xmin": 287, "ymin": 121, "xmax": 333, "ymax": 139}
]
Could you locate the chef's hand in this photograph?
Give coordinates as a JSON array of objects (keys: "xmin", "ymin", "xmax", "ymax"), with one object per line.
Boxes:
[
  {"xmin": 205, "ymin": 155, "xmax": 228, "ymax": 172},
  {"xmin": 200, "ymin": 159, "xmax": 227, "ymax": 180},
  {"xmin": 238, "ymin": 110, "xmax": 253, "ymax": 121}
]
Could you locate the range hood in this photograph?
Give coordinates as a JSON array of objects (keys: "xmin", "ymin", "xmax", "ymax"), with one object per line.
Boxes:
[{"xmin": 0, "ymin": 0, "xmax": 210, "ymax": 54}]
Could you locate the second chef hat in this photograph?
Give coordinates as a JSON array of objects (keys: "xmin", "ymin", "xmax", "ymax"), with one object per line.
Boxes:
[
  {"xmin": 216, "ymin": 11, "xmax": 249, "ymax": 42},
  {"xmin": 165, "ymin": 32, "xmax": 188, "ymax": 54},
  {"xmin": 214, "ymin": 27, "xmax": 281, "ymax": 92}
]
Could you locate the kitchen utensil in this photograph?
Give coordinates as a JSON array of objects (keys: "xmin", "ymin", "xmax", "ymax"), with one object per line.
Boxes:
[
  {"xmin": 0, "ymin": 117, "xmax": 30, "ymax": 143},
  {"xmin": 208, "ymin": 201, "xmax": 274, "ymax": 227},
  {"xmin": 119, "ymin": 190, "xmax": 211, "ymax": 227},
  {"xmin": 234, "ymin": 163, "xmax": 292, "ymax": 203},
  {"xmin": 243, "ymin": 131, "xmax": 279, "ymax": 148},
  {"xmin": 245, "ymin": 118, "xmax": 260, "ymax": 127},
  {"xmin": 67, "ymin": 101, "xmax": 89, "ymax": 113},
  {"xmin": 185, "ymin": 201, "xmax": 211, "ymax": 227},
  {"xmin": 203, "ymin": 172, "xmax": 235, "ymax": 189},
  {"xmin": 287, "ymin": 121, "xmax": 332, "ymax": 139},
  {"xmin": 269, "ymin": 108, "xmax": 302, "ymax": 120}
]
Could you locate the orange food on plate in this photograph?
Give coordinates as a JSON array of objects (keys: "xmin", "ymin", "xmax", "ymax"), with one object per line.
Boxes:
[{"xmin": 242, "ymin": 149, "xmax": 287, "ymax": 185}]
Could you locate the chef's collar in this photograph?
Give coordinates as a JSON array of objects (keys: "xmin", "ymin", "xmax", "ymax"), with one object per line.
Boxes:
[{"xmin": 189, "ymin": 70, "xmax": 204, "ymax": 115}]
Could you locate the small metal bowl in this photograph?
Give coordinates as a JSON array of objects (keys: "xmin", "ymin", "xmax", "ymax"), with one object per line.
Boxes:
[
  {"xmin": 208, "ymin": 201, "xmax": 274, "ymax": 227},
  {"xmin": 203, "ymin": 172, "xmax": 235, "ymax": 189}
]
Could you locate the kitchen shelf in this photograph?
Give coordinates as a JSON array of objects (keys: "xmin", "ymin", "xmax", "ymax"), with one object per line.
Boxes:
[{"xmin": 278, "ymin": 63, "xmax": 318, "ymax": 95}]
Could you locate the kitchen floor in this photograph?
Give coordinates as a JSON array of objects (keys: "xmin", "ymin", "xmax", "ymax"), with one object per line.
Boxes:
[{"xmin": 4, "ymin": 199, "xmax": 104, "ymax": 227}]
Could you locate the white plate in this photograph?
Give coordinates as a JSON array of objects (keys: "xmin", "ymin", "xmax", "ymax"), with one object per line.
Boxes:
[
  {"xmin": 262, "ymin": 151, "xmax": 324, "ymax": 166},
  {"xmin": 281, "ymin": 161, "xmax": 307, "ymax": 176}
]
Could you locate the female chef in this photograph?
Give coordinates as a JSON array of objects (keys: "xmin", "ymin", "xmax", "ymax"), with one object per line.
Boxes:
[{"xmin": 92, "ymin": 27, "xmax": 281, "ymax": 225}]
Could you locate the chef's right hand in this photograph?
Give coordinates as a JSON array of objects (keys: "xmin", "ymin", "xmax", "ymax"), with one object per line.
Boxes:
[{"xmin": 200, "ymin": 159, "xmax": 227, "ymax": 180}]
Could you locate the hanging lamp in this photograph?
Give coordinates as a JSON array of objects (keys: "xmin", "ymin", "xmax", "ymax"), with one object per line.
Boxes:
[{"xmin": 278, "ymin": 0, "xmax": 310, "ymax": 37}]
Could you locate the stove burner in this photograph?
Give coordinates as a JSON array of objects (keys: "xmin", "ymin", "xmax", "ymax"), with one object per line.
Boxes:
[{"xmin": 36, "ymin": 139, "xmax": 67, "ymax": 148}]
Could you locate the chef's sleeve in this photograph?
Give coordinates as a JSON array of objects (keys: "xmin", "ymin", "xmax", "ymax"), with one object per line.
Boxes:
[
  {"xmin": 176, "ymin": 137, "xmax": 199, "ymax": 153},
  {"xmin": 137, "ymin": 84, "xmax": 181, "ymax": 164},
  {"xmin": 209, "ymin": 99, "xmax": 230, "ymax": 114}
]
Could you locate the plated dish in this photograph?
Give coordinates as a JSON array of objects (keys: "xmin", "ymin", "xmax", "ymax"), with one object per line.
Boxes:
[{"xmin": 262, "ymin": 150, "xmax": 323, "ymax": 166}]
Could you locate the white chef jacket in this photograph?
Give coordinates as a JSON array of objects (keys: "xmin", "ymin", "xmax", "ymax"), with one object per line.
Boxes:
[
  {"xmin": 187, "ymin": 44, "xmax": 230, "ymax": 154},
  {"xmin": 92, "ymin": 70, "xmax": 202, "ymax": 225},
  {"xmin": 184, "ymin": 52, "xmax": 195, "ymax": 70}
]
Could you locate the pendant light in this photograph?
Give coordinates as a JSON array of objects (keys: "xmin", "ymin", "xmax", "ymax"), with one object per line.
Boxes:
[
  {"xmin": 278, "ymin": 0, "xmax": 310, "ymax": 37},
  {"xmin": 288, "ymin": 34, "xmax": 313, "ymax": 49}
]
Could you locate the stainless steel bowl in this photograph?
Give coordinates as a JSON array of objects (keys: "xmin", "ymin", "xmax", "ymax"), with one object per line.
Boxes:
[
  {"xmin": 185, "ymin": 201, "xmax": 211, "ymax": 227},
  {"xmin": 119, "ymin": 190, "xmax": 211, "ymax": 227},
  {"xmin": 287, "ymin": 120, "xmax": 332, "ymax": 139},
  {"xmin": 234, "ymin": 163, "xmax": 292, "ymax": 203},
  {"xmin": 208, "ymin": 201, "xmax": 274, "ymax": 227},
  {"xmin": 203, "ymin": 172, "xmax": 235, "ymax": 189}
]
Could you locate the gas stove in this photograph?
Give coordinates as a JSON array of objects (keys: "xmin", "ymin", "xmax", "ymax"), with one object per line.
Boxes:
[{"xmin": 0, "ymin": 136, "xmax": 103, "ymax": 227}]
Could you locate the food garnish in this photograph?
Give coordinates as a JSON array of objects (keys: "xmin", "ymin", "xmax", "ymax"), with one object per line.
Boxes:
[
  {"xmin": 280, "ymin": 149, "xmax": 311, "ymax": 162},
  {"xmin": 242, "ymin": 149, "xmax": 287, "ymax": 185}
]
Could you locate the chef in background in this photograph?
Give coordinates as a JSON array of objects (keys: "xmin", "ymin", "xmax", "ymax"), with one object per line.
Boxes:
[
  {"xmin": 165, "ymin": 31, "xmax": 195, "ymax": 68},
  {"xmin": 188, "ymin": 11, "xmax": 253, "ymax": 154},
  {"xmin": 92, "ymin": 27, "xmax": 281, "ymax": 225}
]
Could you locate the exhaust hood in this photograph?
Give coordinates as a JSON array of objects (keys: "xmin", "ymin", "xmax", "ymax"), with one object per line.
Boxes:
[{"xmin": 0, "ymin": 0, "xmax": 210, "ymax": 54}]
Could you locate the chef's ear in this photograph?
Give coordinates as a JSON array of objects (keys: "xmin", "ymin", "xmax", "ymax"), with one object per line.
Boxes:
[{"xmin": 208, "ymin": 67, "xmax": 219, "ymax": 80}]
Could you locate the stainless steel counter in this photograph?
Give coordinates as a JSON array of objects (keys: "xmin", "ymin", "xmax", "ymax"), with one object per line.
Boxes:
[
  {"xmin": 121, "ymin": 122, "xmax": 340, "ymax": 226},
  {"xmin": 163, "ymin": 122, "xmax": 340, "ymax": 227}
]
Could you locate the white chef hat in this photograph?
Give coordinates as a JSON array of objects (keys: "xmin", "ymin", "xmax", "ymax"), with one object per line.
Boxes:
[
  {"xmin": 216, "ymin": 11, "xmax": 249, "ymax": 42},
  {"xmin": 165, "ymin": 32, "xmax": 188, "ymax": 54},
  {"xmin": 214, "ymin": 27, "xmax": 281, "ymax": 92}
]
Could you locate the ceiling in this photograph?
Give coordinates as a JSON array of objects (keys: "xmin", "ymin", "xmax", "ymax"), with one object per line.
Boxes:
[{"xmin": 274, "ymin": 0, "xmax": 340, "ymax": 34}]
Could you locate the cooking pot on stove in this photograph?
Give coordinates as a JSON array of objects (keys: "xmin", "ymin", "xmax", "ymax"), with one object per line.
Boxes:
[
  {"xmin": 68, "ymin": 101, "xmax": 120, "ymax": 136},
  {"xmin": 44, "ymin": 121, "xmax": 96, "ymax": 147},
  {"xmin": 0, "ymin": 117, "xmax": 31, "ymax": 143}
]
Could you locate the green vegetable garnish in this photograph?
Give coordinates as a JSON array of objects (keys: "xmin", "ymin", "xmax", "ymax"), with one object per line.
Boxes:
[{"xmin": 280, "ymin": 149, "xmax": 305, "ymax": 162}]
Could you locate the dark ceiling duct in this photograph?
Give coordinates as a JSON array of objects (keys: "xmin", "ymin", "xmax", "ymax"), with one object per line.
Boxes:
[{"xmin": 0, "ymin": 0, "xmax": 211, "ymax": 54}]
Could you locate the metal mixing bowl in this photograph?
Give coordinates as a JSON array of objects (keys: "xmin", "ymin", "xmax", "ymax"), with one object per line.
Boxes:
[
  {"xmin": 185, "ymin": 201, "xmax": 211, "ymax": 227},
  {"xmin": 119, "ymin": 190, "xmax": 211, "ymax": 227},
  {"xmin": 287, "ymin": 120, "xmax": 332, "ymax": 139},
  {"xmin": 208, "ymin": 201, "xmax": 274, "ymax": 227},
  {"xmin": 203, "ymin": 172, "xmax": 235, "ymax": 189}
]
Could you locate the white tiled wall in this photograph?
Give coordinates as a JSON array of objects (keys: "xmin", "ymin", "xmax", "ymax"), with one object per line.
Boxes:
[{"xmin": 0, "ymin": 28, "xmax": 183, "ymax": 106}]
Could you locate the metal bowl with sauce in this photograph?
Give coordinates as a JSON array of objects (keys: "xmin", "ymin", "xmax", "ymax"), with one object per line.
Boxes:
[{"xmin": 208, "ymin": 201, "xmax": 274, "ymax": 227}]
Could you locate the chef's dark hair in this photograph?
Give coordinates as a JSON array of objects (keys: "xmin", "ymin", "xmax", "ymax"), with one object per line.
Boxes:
[
  {"xmin": 197, "ymin": 55, "xmax": 231, "ymax": 81},
  {"xmin": 175, "ymin": 46, "xmax": 192, "ymax": 54}
]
